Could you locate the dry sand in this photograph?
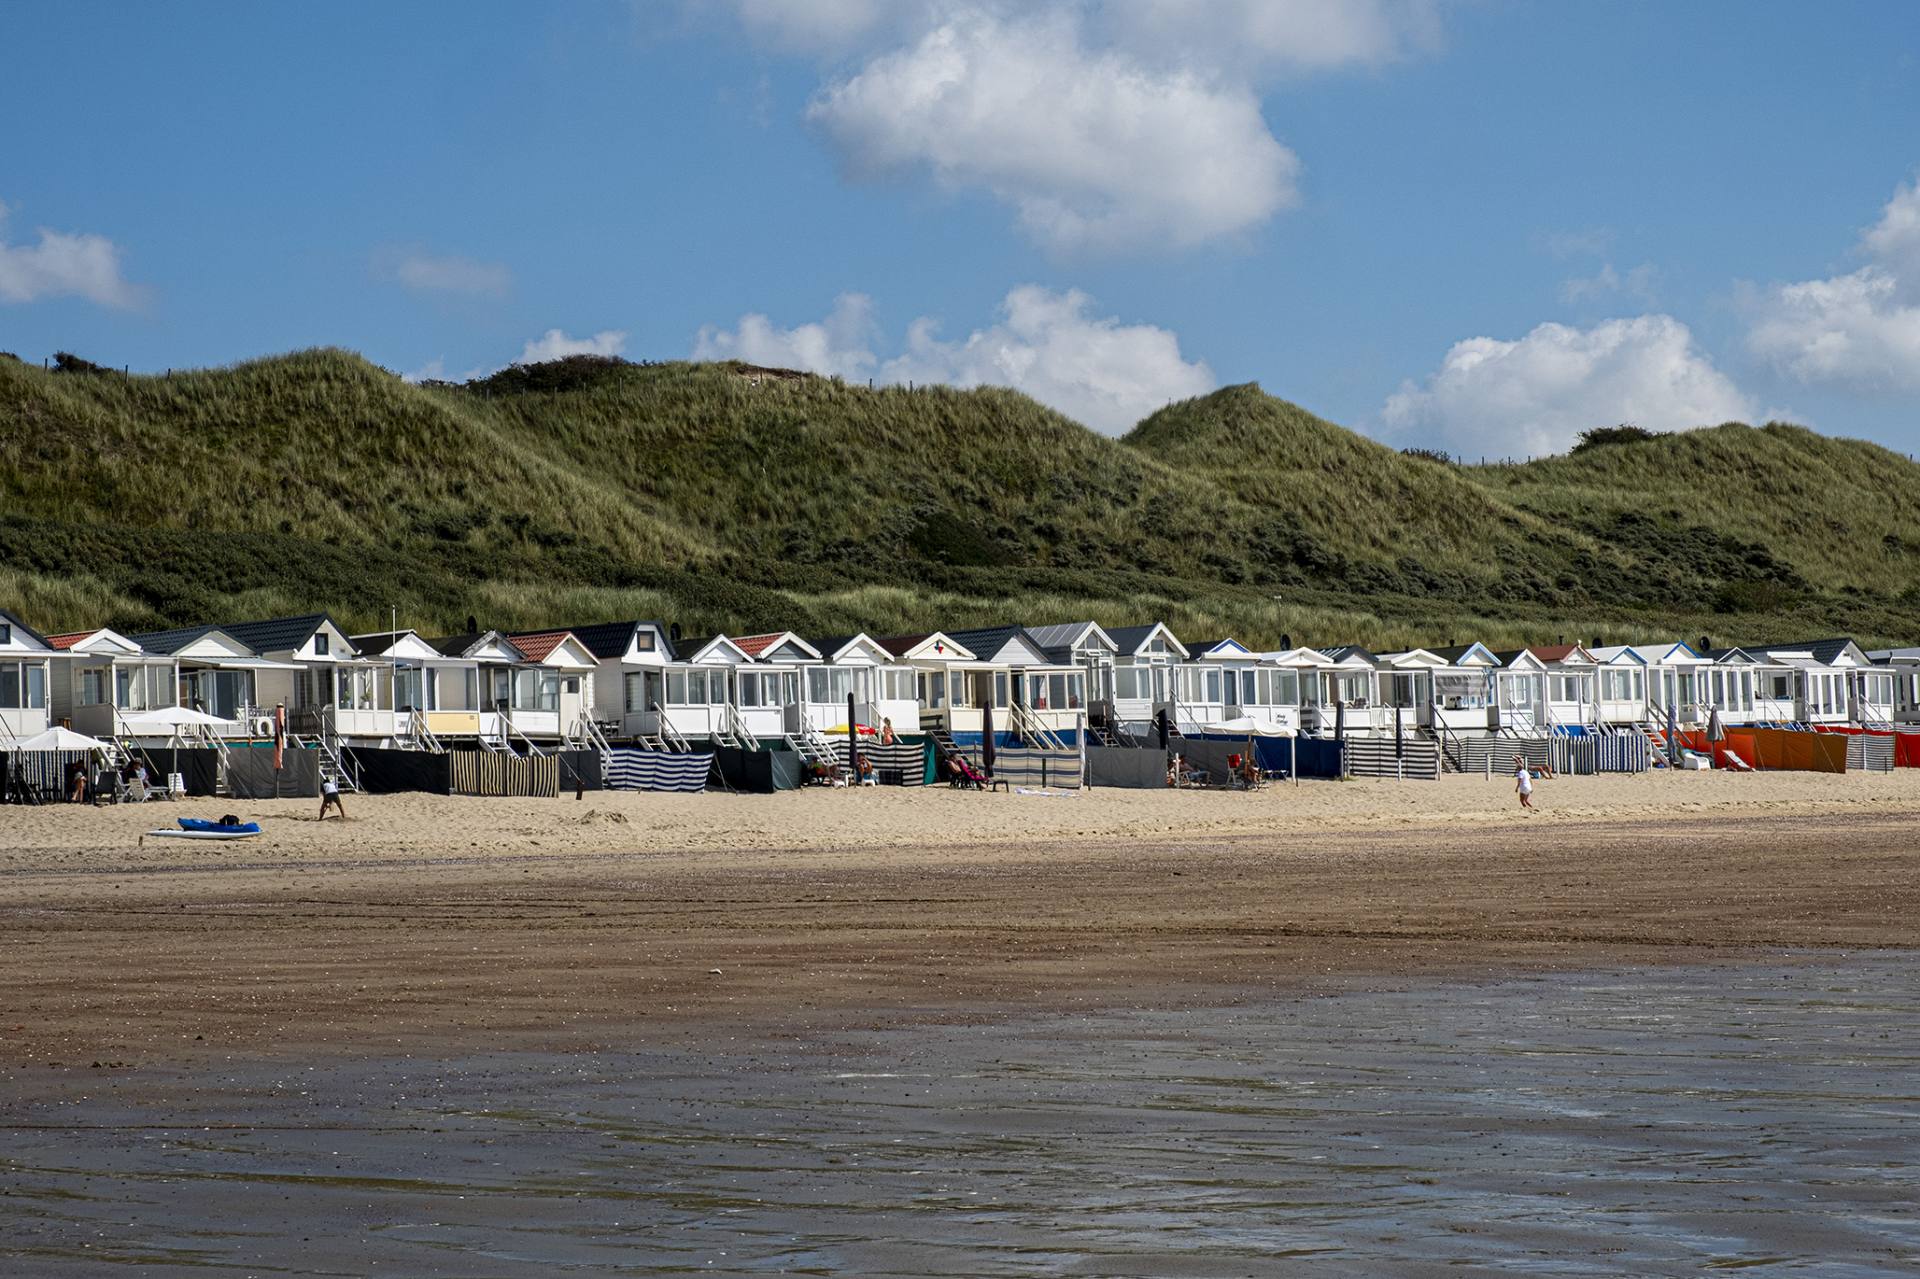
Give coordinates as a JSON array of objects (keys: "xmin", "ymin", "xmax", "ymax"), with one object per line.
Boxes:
[{"xmin": 2, "ymin": 772, "xmax": 1918, "ymax": 1068}]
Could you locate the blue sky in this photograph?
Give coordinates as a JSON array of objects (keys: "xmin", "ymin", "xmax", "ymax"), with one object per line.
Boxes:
[{"xmin": 3, "ymin": 0, "xmax": 1917, "ymax": 456}]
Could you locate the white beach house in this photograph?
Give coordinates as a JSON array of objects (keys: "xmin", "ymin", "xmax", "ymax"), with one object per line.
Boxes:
[
  {"xmin": 129, "ymin": 623, "xmax": 296, "ymax": 734},
  {"xmin": 1751, "ymin": 639, "xmax": 1890, "ymax": 727},
  {"xmin": 1314, "ymin": 646, "xmax": 1390, "ymax": 736},
  {"xmin": 501, "ymin": 631, "xmax": 599, "ymax": 745},
  {"xmin": 897, "ymin": 625, "xmax": 1085, "ymax": 747},
  {"xmin": 803, "ymin": 634, "xmax": 922, "ymax": 737},
  {"xmin": 43, "ymin": 628, "xmax": 181, "ymax": 742},
  {"xmin": 0, "ymin": 608, "xmax": 53, "ymax": 744},
  {"xmin": 1867, "ymin": 646, "xmax": 1920, "ymax": 727},
  {"xmin": 1586, "ymin": 646, "xmax": 1652, "ymax": 728},
  {"xmin": 1186, "ymin": 638, "xmax": 1303, "ymax": 735},
  {"xmin": 1378, "ymin": 643, "xmax": 1501, "ymax": 737}
]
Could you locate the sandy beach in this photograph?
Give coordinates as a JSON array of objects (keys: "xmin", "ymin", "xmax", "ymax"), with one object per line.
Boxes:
[{"xmin": 3, "ymin": 772, "xmax": 1917, "ymax": 1066}]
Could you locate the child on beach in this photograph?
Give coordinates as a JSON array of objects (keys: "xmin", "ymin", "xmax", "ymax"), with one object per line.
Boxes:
[
  {"xmin": 1514, "ymin": 756, "xmax": 1535, "ymax": 811},
  {"xmin": 319, "ymin": 776, "xmax": 346, "ymax": 820}
]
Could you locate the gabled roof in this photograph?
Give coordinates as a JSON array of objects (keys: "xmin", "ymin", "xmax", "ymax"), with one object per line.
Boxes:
[
  {"xmin": 1625, "ymin": 640, "xmax": 1711, "ymax": 665},
  {"xmin": 1756, "ymin": 638, "xmax": 1867, "ymax": 667},
  {"xmin": 1489, "ymin": 648, "xmax": 1549, "ymax": 671},
  {"xmin": 560, "ymin": 620, "xmax": 675, "ymax": 662},
  {"xmin": 208, "ymin": 613, "xmax": 341, "ymax": 656},
  {"xmin": 431, "ymin": 631, "xmax": 530, "ymax": 662},
  {"xmin": 945, "ymin": 625, "xmax": 1055, "ymax": 666},
  {"xmin": 679, "ymin": 635, "xmax": 755, "ymax": 665},
  {"xmin": 1188, "ymin": 638, "xmax": 1253, "ymax": 659},
  {"xmin": 1107, "ymin": 622, "xmax": 1190, "ymax": 660},
  {"xmin": 809, "ymin": 633, "xmax": 896, "ymax": 664},
  {"xmin": 733, "ymin": 631, "xmax": 824, "ymax": 661},
  {"xmin": 1320, "ymin": 644, "xmax": 1379, "ymax": 665},
  {"xmin": 349, "ymin": 630, "xmax": 409, "ymax": 657},
  {"xmin": 45, "ymin": 627, "xmax": 146, "ymax": 655},
  {"xmin": 1026, "ymin": 621, "xmax": 1117, "ymax": 658},
  {"xmin": 132, "ymin": 623, "xmax": 254, "ymax": 656},
  {"xmin": 1424, "ymin": 642, "xmax": 1499, "ymax": 666},
  {"xmin": 876, "ymin": 632, "xmax": 977, "ymax": 662},
  {"xmin": 1588, "ymin": 645, "xmax": 1651, "ymax": 666},
  {"xmin": 0, "ymin": 608, "xmax": 52, "ymax": 650},
  {"xmin": 506, "ymin": 630, "xmax": 583, "ymax": 664},
  {"xmin": 1259, "ymin": 646, "xmax": 1339, "ymax": 668}
]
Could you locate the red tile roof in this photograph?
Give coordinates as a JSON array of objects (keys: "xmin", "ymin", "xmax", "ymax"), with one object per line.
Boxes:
[
  {"xmin": 1528, "ymin": 644, "xmax": 1582, "ymax": 662},
  {"xmin": 731, "ymin": 633, "xmax": 785, "ymax": 658},
  {"xmin": 44, "ymin": 631, "xmax": 93, "ymax": 650},
  {"xmin": 507, "ymin": 630, "xmax": 574, "ymax": 663}
]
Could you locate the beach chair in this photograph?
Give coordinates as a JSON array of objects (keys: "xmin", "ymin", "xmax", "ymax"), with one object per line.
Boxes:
[
  {"xmin": 948, "ymin": 754, "xmax": 988, "ymax": 790},
  {"xmin": 166, "ymin": 772, "xmax": 187, "ymax": 799}
]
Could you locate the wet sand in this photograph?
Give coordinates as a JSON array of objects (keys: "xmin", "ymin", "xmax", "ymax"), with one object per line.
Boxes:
[{"xmin": 2, "ymin": 780, "xmax": 1918, "ymax": 1272}]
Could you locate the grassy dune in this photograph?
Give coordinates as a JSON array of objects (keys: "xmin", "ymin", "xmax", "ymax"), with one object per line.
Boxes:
[{"xmin": 2, "ymin": 349, "xmax": 1916, "ymax": 649}]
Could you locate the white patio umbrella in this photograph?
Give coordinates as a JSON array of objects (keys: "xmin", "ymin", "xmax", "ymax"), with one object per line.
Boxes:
[
  {"xmin": 11, "ymin": 726, "xmax": 114, "ymax": 752},
  {"xmin": 139, "ymin": 705, "xmax": 233, "ymax": 728}
]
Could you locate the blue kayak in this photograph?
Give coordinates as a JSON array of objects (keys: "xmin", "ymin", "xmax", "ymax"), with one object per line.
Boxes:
[{"xmin": 178, "ymin": 818, "xmax": 262, "ymax": 836}]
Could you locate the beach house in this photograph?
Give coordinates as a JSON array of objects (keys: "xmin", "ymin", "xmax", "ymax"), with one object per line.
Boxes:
[
  {"xmin": 43, "ymin": 628, "xmax": 181, "ymax": 742},
  {"xmin": 1315, "ymin": 646, "xmax": 1390, "ymax": 736},
  {"xmin": 0, "ymin": 608, "xmax": 53, "ymax": 744},
  {"xmin": 1586, "ymin": 645, "xmax": 1652, "ymax": 728},
  {"xmin": 900, "ymin": 625, "xmax": 1085, "ymax": 747},
  {"xmin": 804, "ymin": 634, "xmax": 922, "ymax": 737},
  {"xmin": 1186, "ymin": 639, "xmax": 1303, "ymax": 735},
  {"xmin": 1377, "ymin": 643, "xmax": 1501, "ymax": 738},
  {"xmin": 129, "ymin": 624, "xmax": 292, "ymax": 734},
  {"xmin": 1699, "ymin": 647, "xmax": 1788, "ymax": 726},
  {"xmin": 1867, "ymin": 647, "xmax": 1920, "ymax": 726},
  {"xmin": 1485, "ymin": 649, "xmax": 1555, "ymax": 734},
  {"xmin": 349, "ymin": 629, "xmax": 510, "ymax": 749},
  {"xmin": 501, "ymin": 631, "xmax": 599, "ymax": 746},
  {"xmin": 1522, "ymin": 643, "xmax": 1600, "ymax": 730},
  {"xmin": 1750, "ymin": 639, "xmax": 1890, "ymax": 727}
]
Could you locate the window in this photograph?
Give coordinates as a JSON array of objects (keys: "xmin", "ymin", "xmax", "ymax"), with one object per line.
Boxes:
[
  {"xmin": 313, "ymin": 633, "xmax": 329, "ymax": 656},
  {"xmin": 563, "ymin": 677, "xmax": 579, "ymax": 696},
  {"xmin": 667, "ymin": 671, "xmax": 689, "ymax": 706},
  {"xmin": 1115, "ymin": 667, "xmax": 1145, "ymax": 700},
  {"xmin": 80, "ymin": 667, "xmax": 107, "ymax": 706},
  {"xmin": 633, "ymin": 632, "xmax": 655, "ymax": 653},
  {"xmin": 993, "ymin": 672, "xmax": 1009, "ymax": 709},
  {"xmin": 395, "ymin": 667, "xmax": 423, "ymax": 713},
  {"xmin": 0, "ymin": 624, "xmax": 10, "ymax": 645},
  {"xmin": 625, "ymin": 672, "xmax": 645, "ymax": 712},
  {"xmin": 920, "ymin": 670, "xmax": 947, "ymax": 710}
]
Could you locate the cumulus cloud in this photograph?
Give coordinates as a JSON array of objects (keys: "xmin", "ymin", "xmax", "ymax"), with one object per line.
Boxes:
[
  {"xmin": 0, "ymin": 198, "xmax": 140, "ymax": 308},
  {"xmin": 723, "ymin": 0, "xmax": 894, "ymax": 52},
  {"xmin": 1382, "ymin": 316, "xmax": 1754, "ymax": 459},
  {"xmin": 805, "ymin": 10, "xmax": 1299, "ymax": 252},
  {"xmin": 692, "ymin": 292, "xmax": 879, "ymax": 379},
  {"xmin": 519, "ymin": 328, "xmax": 628, "ymax": 362},
  {"xmin": 1745, "ymin": 176, "xmax": 1920, "ymax": 391},
  {"xmin": 382, "ymin": 249, "xmax": 511, "ymax": 296},
  {"xmin": 693, "ymin": 285, "xmax": 1215, "ymax": 433}
]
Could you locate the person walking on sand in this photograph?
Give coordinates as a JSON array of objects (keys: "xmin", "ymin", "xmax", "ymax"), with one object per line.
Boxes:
[
  {"xmin": 1514, "ymin": 755, "xmax": 1536, "ymax": 811},
  {"xmin": 318, "ymin": 775, "xmax": 346, "ymax": 821}
]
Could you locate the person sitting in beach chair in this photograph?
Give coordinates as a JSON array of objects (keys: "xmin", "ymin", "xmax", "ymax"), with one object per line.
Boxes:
[
  {"xmin": 947, "ymin": 751, "xmax": 988, "ymax": 790},
  {"xmin": 853, "ymin": 750, "xmax": 878, "ymax": 786}
]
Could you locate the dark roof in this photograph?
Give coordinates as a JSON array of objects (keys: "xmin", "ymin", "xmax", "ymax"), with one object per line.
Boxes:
[
  {"xmin": 130, "ymin": 623, "xmax": 239, "ymax": 655},
  {"xmin": 350, "ymin": 630, "xmax": 410, "ymax": 657},
  {"xmin": 1107, "ymin": 623, "xmax": 1182, "ymax": 656},
  {"xmin": 217, "ymin": 613, "xmax": 334, "ymax": 654},
  {"xmin": 809, "ymin": 634, "xmax": 864, "ymax": 660},
  {"xmin": 1757, "ymin": 638, "xmax": 1859, "ymax": 665},
  {"xmin": 1427, "ymin": 643, "xmax": 1489, "ymax": 664},
  {"xmin": 0, "ymin": 607, "xmax": 51, "ymax": 649},
  {"xmin": 1321, "ymin": 644, "xmax": 1379, "ymax": 664},
  {"xmin": 875, "ymin": 633, "xmax": 932, "ymax": 658},
  {"xmin": 675, "ymin": 635, "xmax": 719, "ymax": 659},
  {"xmin": 559, "ymin": 620, "xmax": 675, "ymax": 661},
  {"xmin": 945, "ymin": 625, "xmax": 1036, "ymax": 660},
  {"xmin": 427, "ymin": 631, "xmax": 529, "ymax": 661}
]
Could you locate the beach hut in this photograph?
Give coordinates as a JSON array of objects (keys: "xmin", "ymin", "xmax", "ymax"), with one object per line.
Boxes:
[
  {"xmin": 1700, "ymin": 647, "xmax": 1793, "ymax": 727},
  {"xmin": 1586, "ymin": 645, "xmax": 1652, "ymax": 729},
  {"xmin": 878, "ymin": 632, "xmax": 980, "ymax": 735},
  {"xmin": 1751, "ymin": 639, "xmax": 1887, "ymax": 727},
  {"xmin": 1028, "ymin": 622, "xmax": 1123, "ymax": 737},
  {"xmin": 1620, "ymin": 641, "xmax": 1716, "ymax": 731},
  {"xmin": 1315, "ymin": 646, "xmax": 1388, "ymax": 737},
  {"xmin": 350, "ymin": 629, "xmax": 501, "ymax": 749},
  {"xmin": 0, "ymin": 607, "xmax": 54, "ymax": 745},
  {"xmin": 1866, "ymin": 646, "xmax": 1920, "ymax": 727},
  {"xmin": 647, "ymin": 634, "xmax": 762, "ymax": 749},
  {"xmin": 559, "ymin": 620, "xmax": 710, "ymax": 747},
  {"xmin": 1523, "ymin": 643, "xmax": 1600, "ymax": 731},
  {"xmin": 803, "ymin": 634, "xmax": 922, "ymax": 737},
  {"xmin": 129, "ymin": 623, "xmax": 299, "ymax": 735},
  {"xmin": 42, "ymin": 627, "xmax": 180, "ymax": 743},
  {"xmin": 501, "ymin": 631, "xmax": 600, "ymax": 745},
  {"xmin": 140, "ymin": 614, "xmax": 397, "ymax": 747},
  {"xmin": 1190, "ymin": 639, "xmax": 1304, "ymax": 736},
  {"xmin": 910, "ymin": 625, "xmax": 1085, "ymax": 748},
  {"xmin": 1377, "ymin": 643, "xmax": 1502, "ymax": 737},
  {"xmin": 1486, "ymin": 648, "xmax": 1554, "ymax": 735}
]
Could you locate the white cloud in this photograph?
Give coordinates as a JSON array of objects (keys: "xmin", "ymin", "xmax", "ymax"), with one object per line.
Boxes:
[
  {"xmin": 519, "ymin": 328, "xmax": 628, "ymax": 362},
  {"xmin": 1562, "ymin": 262, "xmax": 1659, "ymax": 305},
  {"xmin": 692, "ymin": 292, "xmax": 879, "ymax": 379},
  {"xmin": 0, "ymin": 198, "xmax": 140, "ymax": 308},
  {"xmin": 1745, "ymin": 176, "xmax": 1920, "ymax": 391},
  {"xmin": 804, "ymin": 10, "xmax": 1299, "ymax": 252},
  {"xmin": 385, "ymin": 250, "xmax": 511, "ymax": 296},
  {"xmin": 1382, "ymin": 315, "xmax": 1754, "ymax": 459},
  {"xmin": 693, "ymin": 285, "xmax": 1216, "ymax": 433},
  {"xmin": 1099, "ymin": 0, "xmax": 1441, "ymax": 75}
]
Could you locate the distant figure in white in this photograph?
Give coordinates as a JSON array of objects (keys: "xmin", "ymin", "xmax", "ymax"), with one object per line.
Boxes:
[
  {"xmin": 319, "ymin": 775, "xmax": 346, "ymax": 821},
  {"xmin": 1514, "ymin": 756, "xmax": 1535, "ymax": 811}
]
